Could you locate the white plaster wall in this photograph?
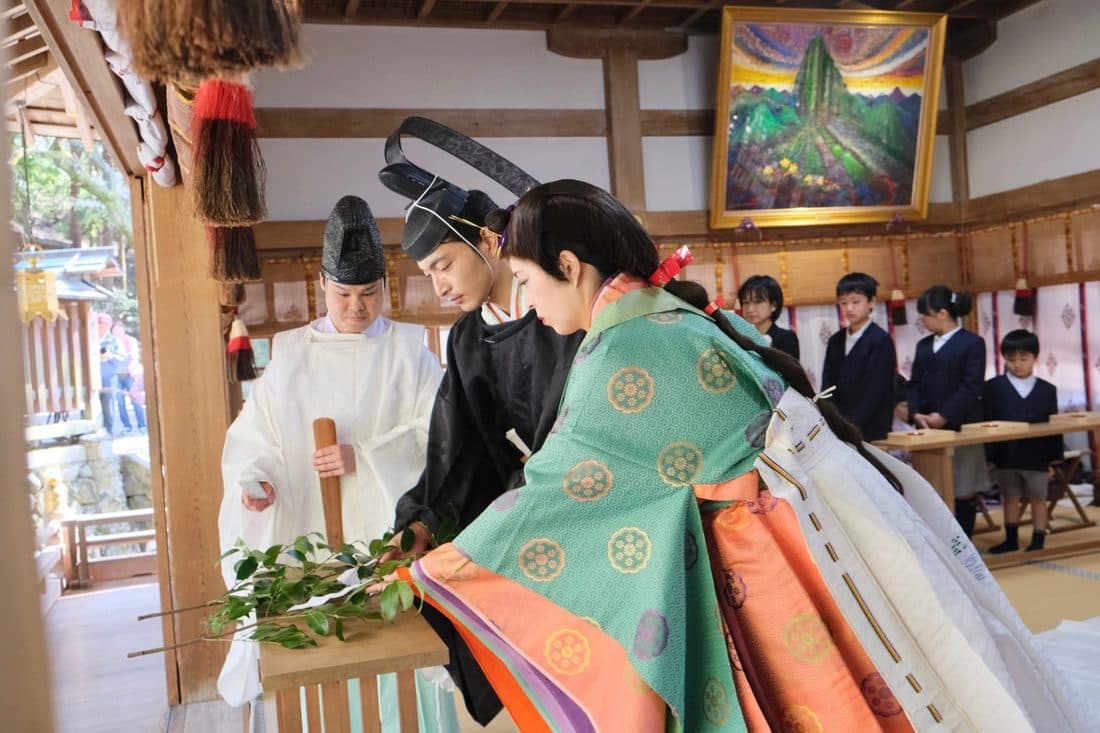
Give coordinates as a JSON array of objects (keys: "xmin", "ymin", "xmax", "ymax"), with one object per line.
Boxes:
[
  {"xmin": 261, "ymin": 137, "xmax": 610, "ymax": 220},
  {"xmin": 253, "ymin": 25, "xmax": 605, "ymax": 108},
  {"xmin": 638, "ymin": 35, "xmax": 718, "ymax": 110},
  {"xmin": 964, "ymin": 0, "xmax": 1100, "ymax": 104},
  {"xmin": 929, "ymin": 135, "xmax": 952, "ymax": 204},
  {"xmin": 642, "ymin": 136, "xmax": 710, "ymax": 211},
  {"xmin": 967, "ymin": 89, "xmax": 1100, "ymax": 199}
]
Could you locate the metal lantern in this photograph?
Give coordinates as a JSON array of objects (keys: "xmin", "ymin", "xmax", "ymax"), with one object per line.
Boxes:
[{"xmin": 15, "ymin": 247, "xmax": 65, "ymax": 323}]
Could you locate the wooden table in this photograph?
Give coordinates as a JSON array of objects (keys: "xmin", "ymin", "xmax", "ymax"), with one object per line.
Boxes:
[
  {"xmin": 874, "ymin": 413, "xmax": 1100, "ymax": 568},
  {"xmin": 259, "ymin": 610, "xmax": 448, "ymax": 733}
]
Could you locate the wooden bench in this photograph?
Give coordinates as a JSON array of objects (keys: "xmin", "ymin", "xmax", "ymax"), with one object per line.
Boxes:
[{"xmin": 60, "ymin": 508, "xmax": 157, "ymax": 588}]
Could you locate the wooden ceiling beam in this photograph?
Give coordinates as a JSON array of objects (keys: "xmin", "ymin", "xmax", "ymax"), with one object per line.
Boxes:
[
  {"xmin": 677, "ymin": 0, "xmax": 718, "ymax": 31},
  {"xmin": 0, "ymin": 0, "xmax": 28, "ymax": 21},
  {"xmin": 3, "ymin": 12, "xmax": 38, "ymax": 44},
  {"xmin": 553, "ymin": 4, "xmax": 577, "ymax": 22},
  {"xmin": 306, "ymin": 4, "xmax": 690, "ymax": 31},
  {"xmin": 486, "ymin": 0, "xmax": 511, "ymax": 23},
  {"xmin": 417, "ymin": 0, "xmax": 439, "ymax": 19},
  {"xmin": 3, "ymin": 35, "xmax": 46, "ymax": 66},
  {"xmin": 966, "ymin": 56, "xmax": 1100, "ymax": 131},
  {"xmin": 5, "ymin": 50, "xmax": 46, "ymax": 82},
  {"xmin": 22, "ymin": 0, "xmax": 142, "ymax": 175},
  {"xmin": 344, "ymin": 0, "xmax": 361, "ymax": 15},
  {"xmin": 619, "ymin": 0, "xmax": 653, "ymax": 24}
]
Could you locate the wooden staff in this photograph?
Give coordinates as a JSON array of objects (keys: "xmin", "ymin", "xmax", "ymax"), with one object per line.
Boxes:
[{"xmin": 312, "ymin": 417, "xmax": 344, "ymax": 550}]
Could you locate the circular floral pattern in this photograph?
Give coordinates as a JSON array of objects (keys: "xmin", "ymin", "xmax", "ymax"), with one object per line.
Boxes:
[
  {"xmin": 722, "ymin": 568, "xmax": 748, "ymax": 609},
  {"xmin": 684, "ymin": 530, "xmax": 699, "ymax": 570},
  {"xmin": 762, "ymin": 377, "xmax": 785, "ymax": 407},
  {"xmin": 783, "ymin": 614, "xmax": 834, "ymax": 664},
  {"xmin": 573, "ymin": 333, "xmax": 602, "ymax": 365},
  {"xmin": 608, "ymin": 527, "xmax": 652, "ymax": 574},
  {"xmin": 607, "ymin": 366, "xmax": 655, "ymax": 414},
  {"xmin": 780, "ymin": 705, "xmax": 823, "ymax": 733},
  {"xmin": 544, "ymin": 628, "xmax": 591, "ymax": 676},
  {"xmin": 696, "ymin": 348, "xmax": 738, "ymax": 394},
  {"xmin": 861, "ymin": 673, "xmax": 903, "ymax": 717},
  {"xmin": 646, "ymin": 311, "xmax": 682, "ymax": 324},
  {"xmin": 518, "ymin": 538, "xmax": 565, "ymax": 582},
  {"xmin": 562, "ymin": 460, "xmax": 614, "ymax": 502},
  {"xmin": 716, "ymin": 503, "xmax": 752, "ymax": 531},
  {"xmin": 632, "ymin": 610, "xmax": 669, "ymax": 660},
  {"xmin": 492, "ymin": 488, "xmax": 520, "ymax": 512},
  {"xmin": 745, "ymin": 410, "xmax": 771, "ymax": 449},
  {"xmin": 657, "ymin": 441, "xmax": 704, "ymax": 486},
  {"xmin": 703, "ymin": 678, "xmax": 732, "ymax": 726},
  {"xmin": 747, "ymin": 489, "xmax": 778, "ymax": 515}
]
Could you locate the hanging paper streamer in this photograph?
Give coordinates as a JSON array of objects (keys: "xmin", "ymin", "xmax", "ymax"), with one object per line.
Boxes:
[
  {"xmin": 1013, "ymin": 223, "xmax": 1036, "ymax": 316},
  {"xmin": 116, "ymin": 0, "xmax": 302, "ymax": 82},
  {"xmin": 191, "ymin": 80, "xmax": 266, "ymax": 226},
  {"xmin": 227, "ymin": 315, "xmax": 256, "ymax": 383}
]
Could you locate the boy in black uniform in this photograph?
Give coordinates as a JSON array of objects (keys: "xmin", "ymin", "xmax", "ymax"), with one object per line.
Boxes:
[
  {"xmin": 821, "ymin": 273, "xmax": 897, "ymax": 441},
  {"xmin": 984, "ymin": 329, "xmax": 1062, "ymax": 554}
]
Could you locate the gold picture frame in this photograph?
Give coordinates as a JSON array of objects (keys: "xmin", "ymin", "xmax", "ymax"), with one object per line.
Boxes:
[{"xmin": 709, "ymin": 7, "xmax": 947, "ymax": 229}]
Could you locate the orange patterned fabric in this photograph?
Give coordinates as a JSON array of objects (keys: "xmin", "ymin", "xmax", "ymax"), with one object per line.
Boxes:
[
  {"xmin": 702, "ymin": 492, "xmax": 915, "ymax": 733},
  {"xmin": 410, "ymin": 547, "xmax": 668, "ymax": 731}
]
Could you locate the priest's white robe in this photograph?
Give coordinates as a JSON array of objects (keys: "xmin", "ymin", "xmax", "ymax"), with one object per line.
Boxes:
[{"xmin": 217, "ymin": 316, "xmax": 443, "ymax": 709}]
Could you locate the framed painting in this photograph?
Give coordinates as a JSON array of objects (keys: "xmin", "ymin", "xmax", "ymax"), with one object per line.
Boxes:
[{"xmin": 710, "ymin": 8, "xmax": 946, "ymax": 228}]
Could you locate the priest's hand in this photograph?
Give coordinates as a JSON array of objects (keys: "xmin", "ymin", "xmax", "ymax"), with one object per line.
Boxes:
[
  {"xmin": 378, "ymin": 522, "xmax": 433, "ymax": 563},
  {"xmin": 314, "ymin": 444, "xmax": 356, "ymax": 478},
  {"xmin": 241, "ymin": 481, "xmax": 276, "ymax": 512}
]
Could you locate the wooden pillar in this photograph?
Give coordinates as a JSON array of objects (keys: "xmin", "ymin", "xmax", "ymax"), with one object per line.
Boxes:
[
  {"xmin": 945, "ymin": 54, "xmax": 969, "ymax": 221},
  {"xmin": 0, "ymin": 104, "xmax": 55, "ymax": 733},
  {"xmin": 130, "ymin": 177, "xmax": 231, "ymax": 703},
  {"xmin": 548, "ymin": 29, "xmax": 687, "ymax": 212}
]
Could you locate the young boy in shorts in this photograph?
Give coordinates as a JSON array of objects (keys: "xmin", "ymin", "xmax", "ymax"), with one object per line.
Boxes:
[{"xmin": 983, "ymin": 329, "xmax": 1063, "ymax": 553}]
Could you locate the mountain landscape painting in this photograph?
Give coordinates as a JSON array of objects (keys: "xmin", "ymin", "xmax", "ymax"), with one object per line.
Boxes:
[{"xmin": 711, "ymin": 10, "xmax": 946, "ymax": 228}]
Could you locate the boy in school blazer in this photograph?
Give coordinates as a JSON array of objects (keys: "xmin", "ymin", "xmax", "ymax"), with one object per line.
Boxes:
[
  {"xmin": 984, "ymin": 329, "xmax": 1062, "ymax": 554},
  {"xmin": 821, "ymin": 273, "xmax": 897, "ymax": 441}
]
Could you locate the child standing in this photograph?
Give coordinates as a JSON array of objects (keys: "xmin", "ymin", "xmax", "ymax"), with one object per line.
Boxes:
[
  {"xmin": 909, "ymin": 285, "xmax": 987, "ymax": 536},
  {"xmin": 821, "ymin": 273, "xmax": 897, "ymax": 441},
  {"xmin": 984, "ymin": 330, "xmax": 1062, "ymax": 553},
  {"xmin": 737, "ymin": 274, "xmax": 800, "ymax": 359}
]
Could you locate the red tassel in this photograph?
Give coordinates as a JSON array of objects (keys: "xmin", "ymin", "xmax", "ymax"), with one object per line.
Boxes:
[
  {"xmin": 207, "ymin": 226, "xmax": 261, "ymax": 282},
  {"xmin": 888, "ymin": 288, "xmax": 908, "ymax": 325},
  {"xmin": 704, "ymin": 296, "xmax": 725, "ymax": 315},
  {"xmin": 227, "ymin": 316, "xmax": 256, "ymax": 383},
  {"xmin": 649, "ymin": 245, "xmax": 693, "ymax": 287},
  {"xmin": 1013, "ymin": 277, "xmax": 1035, "ymax": 317},
  {"xmin": 69, "ymin": 1, "xmax": 93, "ymax": 23},
  {"xmin": 191, "ymin": 80, "xmax": 266, "ymax": 226}
]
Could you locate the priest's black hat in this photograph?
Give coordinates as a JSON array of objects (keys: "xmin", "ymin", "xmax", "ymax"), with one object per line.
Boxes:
[{"xmin": 321, "ymin": 195, "xmax": 385, "ymax": 284}]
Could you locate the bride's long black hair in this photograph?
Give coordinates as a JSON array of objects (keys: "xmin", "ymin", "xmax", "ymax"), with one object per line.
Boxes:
[{"xmin": 490, "ymin": 179, "xmax": 901, "ymax": 492}]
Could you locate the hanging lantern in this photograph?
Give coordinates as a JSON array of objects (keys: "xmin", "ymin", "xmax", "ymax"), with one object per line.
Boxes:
[{"xmin": 15, "ymin": 247, "xmax": 66, "ymax": 323}]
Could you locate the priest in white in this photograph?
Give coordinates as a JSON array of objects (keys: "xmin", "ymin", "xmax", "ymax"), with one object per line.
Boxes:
[{"xmin": 217, "ymin": 195, "xmax": 452, "ymax": 731}]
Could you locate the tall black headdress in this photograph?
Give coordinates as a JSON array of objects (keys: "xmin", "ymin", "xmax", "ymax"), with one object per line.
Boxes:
[
  {"xmin": 378, "ymin": 117, "xmax": 539, "ymax": 261},
  {"xmin": 322, "ymin": 195, "xmax": 386, "ymax": 284}
]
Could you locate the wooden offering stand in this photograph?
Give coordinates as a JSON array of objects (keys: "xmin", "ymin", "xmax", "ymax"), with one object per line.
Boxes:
[{"xmin": 257, "ymin": 416, "xmax": 447, "ymax": 732}]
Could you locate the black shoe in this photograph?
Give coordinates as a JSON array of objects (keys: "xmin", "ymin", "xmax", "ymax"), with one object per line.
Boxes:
[
  {"xmin": 1025, "ymin": 531, "xmax": 1047, "ymax": 552},
  {"xmin": 988, "ymin": 540, "xmax": 1019, "ymax": 555}
]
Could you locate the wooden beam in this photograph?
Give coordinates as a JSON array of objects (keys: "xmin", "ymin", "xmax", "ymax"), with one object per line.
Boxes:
[
  {"xmin": 603, "ymin": 45, "xmax": 645, "ymax": 210},
  {"xmin": 967, "ymin": 56, "xmax": 1100, "ymax": 131},
  {"xmin": 417, "ymin": 0, "xmax": 439, "ymax": 19},
  {"xmin": 22, "ymin": 0, "xmax": 143, "ymax": 175},
  {"xmin": 966, "ymin": 169, "xmax": 1100, "ymax": 224},
  {"xmin": 553, "ymin": 4, "xmax": 577, "ymax": 22},
  {"xmin": 677, "ymin": 0, "xmax": 718, "ymax": 31},
  {"xmin": 3, "ymin": 11, "xmax": 37, "ymax": 44},
  {"xmin": 344, "ymin": 0, "xmax": 361, "ymax": 16},
  {"xmin": 945, "ymin": 54, "xmax": 969, "ymax": 219},
  {"xmin": 620, "ymin": 0, "xmax": 653, "ymax": 24},
  {"xmin": 0, "ymin": 153, "xmax": 56, "ymax": 732},
  {"xmin": 58, "ymin": 73, "xmax": 94, "ymax": 149},
  {"xmin": 254, "ymin": 106, "xmax": 710, "ymax": 138},
  {"xmin": 139, "ymin": 180, "xmax": 230, "ymax": 703},
  {"xmin": 3, "ymin": 35, "xmax": 47, "ymax": 66},
  {"xmin": 486, "ymin": 0, "xmax": 511, "ymax": 22},
  {"xmin": 0, "ymin": 0, "xmax": 28, "ymax": 21},
  {"xmin": 255, "ymin": 202, "xmax": 961, "ymax": 253},
  {"xmin": 547, "ymin": 27, "xmax": 687, "ymax": 59},
  {"xmin": 4, "ymin": 49, "xmax": 45, "ymax": 82}
]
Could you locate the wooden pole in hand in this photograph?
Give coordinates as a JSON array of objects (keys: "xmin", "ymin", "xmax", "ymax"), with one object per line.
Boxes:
[{"xmin": 312, "ymin": 417, "xmax": 345, "ymax": 550}]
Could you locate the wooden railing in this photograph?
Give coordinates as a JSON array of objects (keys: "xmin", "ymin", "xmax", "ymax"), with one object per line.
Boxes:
[
  {"xmin": 20, "ymin": 301, "xmax": 97, "ymax": 421},
  {"xmin": 60, "ymin": 508, "xmax": 156, "ymax": 588}
]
